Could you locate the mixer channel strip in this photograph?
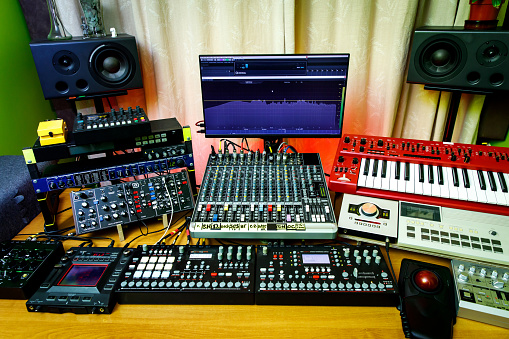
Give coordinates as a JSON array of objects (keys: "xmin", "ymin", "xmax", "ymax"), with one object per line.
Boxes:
[
  {"xmin": 255, "ymin": 244, "xmax": 398, "ymax": 306},
  {"xmin": 190, "ymin": 152, "xmax": 337, "ymax": 239},
  {"xmin": 115, "ymin": 245, "xmax": 256, "ymax": 305}
]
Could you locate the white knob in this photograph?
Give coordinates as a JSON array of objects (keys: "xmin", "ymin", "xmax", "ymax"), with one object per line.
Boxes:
[
  {"xmin": 493, "ymin": 280, "xmax": 504, "ymax": 289},
  {"xmin": 110, "ymin": 27, "xmax": 117, "ymax": 37},
  {"xmin": 458, "ymin": 264, "xmax": 465, "ymax": 272},
  {"xmin": 491, "ymin": 270, "xmax": 498, "ymax": 279},
  {"xmin": 503, "ymin": 273, "xmax": 509, "ymax": 281},
  {"xmin": 469, "ymin": 266, "xmax": 476, "ymax": 274},
  {"xmin": 458, "ymin": 273, "xmax": 468, "ymax": 283},
  {"xmin": 480, "ymin": 268, "xmax": 487, "ymax": 277}
]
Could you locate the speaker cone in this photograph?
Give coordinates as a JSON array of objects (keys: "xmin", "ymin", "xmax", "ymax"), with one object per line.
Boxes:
[
  {"xmin": 89, "ymin": 43, "xmax": 136, "ymax": 87},
  {"xmin": 52, "ymin": 50, "xmax": 80, "ymax": 75},
  {"xmin": 414, "ymin": 35, "xmax": 467, "ymax": 83}
]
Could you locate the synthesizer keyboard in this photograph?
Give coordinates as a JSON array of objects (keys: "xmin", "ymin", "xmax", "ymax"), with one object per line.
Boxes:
[
  {"xmin": 329, "ymin": 134, "xmax": 509, "ymax": 216},
  {"xmin": 190, "ymin": 152, "xmax": 337, "ymax": 239}
]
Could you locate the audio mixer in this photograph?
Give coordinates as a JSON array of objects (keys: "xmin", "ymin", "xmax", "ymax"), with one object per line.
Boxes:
[
  {"xmin": 71, "ymin": 170, "xmax": 195, "ymax": 235},
  {"xmin": 255, "ymin": 244, "xmax": 398, "ymax": 306},
  {"xmin": 190, "ymin": 152, "xmax": 337, "ymax": 239},
  {"xmin": 0, "ymin": 240, "xmax": 64, "ymax": 299},
  {"xmin": 116, "ymin": 244, "xmax": 255, "ymax": 305},
  {"xmin": 451, "ymin": 259, "xmax": 509, "ymax": 328}
]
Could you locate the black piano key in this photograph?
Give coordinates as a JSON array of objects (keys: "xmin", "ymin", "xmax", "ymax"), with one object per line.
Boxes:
[
  {"xmin": 381, "ymin": 160, "xmax": 387, "ymax": 178},
  {"xmin": 487, "ymin": 171, "xmax": 497, "ymax": 191},
  {"xmin": 404, "ymin": 163, "xmax": 410, "ymax": 181},
  {"xmin": 428, "ymin": 165, "xmax": 434, "ymax": 184},
  {"xmin": 438, "ymin": 166, "xmax": 444, "ymax": 185},
  {"xmin": 418, "ymin": 164, "xmax": 424, "ymax": 183},
  {"xmin": 363, "ymin": 158, "xmax": 370, "ymax": 176},
  {"xmin": 462, "ymin": 168, "xmax": 470, "ymax": 188},
  {"xmin": 372, "ymin": 159, "xmax": 379, "ymax": 177},
  {"xmin": 395, "ymin": 161, "xmax": 401, "ymax": 180},
  {"xmin": 452, "ymin": 167, "xmax": 459, "ymax": 187},
  {"xmin": 498, "ymin": 172, "xmax": 508, "ymax": 193},
  {"xmin": 477, "ymin": 170, "xmax": 486, "ymax": 190}
]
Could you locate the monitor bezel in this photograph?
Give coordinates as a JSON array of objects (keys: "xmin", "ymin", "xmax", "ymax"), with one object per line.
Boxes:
[{"xmin": 199, "ymin": 53, "xmax": 350, "ymax": 139}]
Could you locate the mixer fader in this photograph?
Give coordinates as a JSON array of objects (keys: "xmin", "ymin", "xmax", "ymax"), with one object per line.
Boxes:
[{"xmin": 190, "ymin": 152, "xmax": 337, "ymax": 239}]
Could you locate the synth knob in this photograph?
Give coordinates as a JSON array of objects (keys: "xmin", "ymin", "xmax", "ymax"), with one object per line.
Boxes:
[
  {"xmin": 343, "ymin": 248, "xmax": 350, "ymax": 257},
  {"xmin": 491, "ymin": 270, "xmax": 498, "ymax": 279},
  {"xmin": 352, "ymin": 158, "xmax": 359, "ymax": 165},
  {"xmin": 179, "ymin": 247, "xmax": 185, "ymax": 254},
  {"xmin": 365, "ymin": 256, "xmax": 371, "ymax": 264},
  {"xmin": 344, "ymin": 136, "xmax": 350, "ymax": 143},
  {"xmin": 372, "ymin": 249, "xmax": 378, "ymax": 257},
  {"xmin": 480, "ymin": 268, "xmax": 487, "ymax": 277},
  {"xmin": 101, "ymin": 196, "xmax": 108, "ymax": 202},
  {"xmin": 458, "ymin": 264, "xmax": 465, "ymax": 272},
  {"xmin": 450, "ymin": 154, "xmax": 457, "ymax": 161},
  {"xmin": 353, "ymin": 249, "xmax": 359, "ymax": 257},
  {"xmin": 375, "ymin": 256, "xmax": 381, "ymax": 264},
  {"xmin": 360, "ymin": 138, "xmax": 367, "ymax": 145},
  {"xmin": 102, "ymin": 205, "xmax": 109, "ymax": 211},
  {"xmin": 356, "ymin": 256, "xmax": 362, "ymax": 264},
  {"xmin": 377, "ymin": 139, "xmax": 383, "ymax": 146},
  {"xmin": 363, "ymin": 249, "xmax": 369, "ymax": 257},
  {"xmin": 469, "ymin": 266, "xmax": 476, "ymax": 274},
  {"xmin": 337, "ymin": 156, "xmax": 344, "ymax": 163},
  {"xmin": 81, "ymin": 202, "xmax": 89, "ymax": 208}
]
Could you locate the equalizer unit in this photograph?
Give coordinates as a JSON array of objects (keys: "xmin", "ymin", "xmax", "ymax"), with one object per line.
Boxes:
[{"xmin": 190, "ymin": 152, "xmax": 337, "ymax": 239}]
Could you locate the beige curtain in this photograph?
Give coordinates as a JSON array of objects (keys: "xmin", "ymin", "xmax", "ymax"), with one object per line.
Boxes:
[{"xmin": 55, "ymin": 0, "xmax": 503, "ymax": 183}]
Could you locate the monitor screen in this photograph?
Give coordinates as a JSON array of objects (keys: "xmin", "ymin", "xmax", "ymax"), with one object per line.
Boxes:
[{"xmin": 199, "ymin": 54, "xmax": 349, "ymax": 138}]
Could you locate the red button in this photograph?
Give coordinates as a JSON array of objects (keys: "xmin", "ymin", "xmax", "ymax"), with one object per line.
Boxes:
[
  {"xmin": 268, "ymin": 205, "xmax": 273, "ymax": 212},
  {"xmin": 279, "ymin": 255, "xmax": 283, "ymax": 259},
  {"xmin": 182, "ymin": 181, "xmax": 187, "ymax": 184},
  {"xmin": 206, "ymin": 204, "xmax": 212, "ymax": 212},
  {"xmin": 211, "ymin": 272, "xmax": 217, "ymax": 277},
  {"xmin": 313, "ymin": 275, "xmax": 319, "ymax": 279},
  {"xmin": 136, "ymin": 209, "xmax": 142, "ymax": 213}
]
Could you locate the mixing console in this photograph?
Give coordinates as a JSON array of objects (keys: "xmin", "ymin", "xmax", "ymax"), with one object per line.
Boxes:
[
  {"xmin": 255, "ymin": 244, "xmax": 398, "ymax": 306},
  {"xmin": 71, "ymin": 170, "xmax": 194, "ymax": 235},
  {"xmin": 190, "ymin": 152, "xmax": 337, "ymax": 239},
  {"xmin": 116, "ymin": 244, "xmax": 255, "ymax": 305}
]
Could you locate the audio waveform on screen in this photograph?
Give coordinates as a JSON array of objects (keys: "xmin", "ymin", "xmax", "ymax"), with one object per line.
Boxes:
[{"xmin": 205, "ymin": 100, "xmax": 338, "ymax": 134}]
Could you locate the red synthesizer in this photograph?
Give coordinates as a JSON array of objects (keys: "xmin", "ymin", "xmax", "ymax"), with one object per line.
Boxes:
[{"xmin": 329, "ymin": 134, "xmax": 509, "ymax": 216}]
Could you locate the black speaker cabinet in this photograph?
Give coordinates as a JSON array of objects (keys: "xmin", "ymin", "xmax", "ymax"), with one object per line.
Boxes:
[
  {"xmin": 407, "ymin": 27, "xmax": 509, "ymax": 92},
  {"xmin": 30, "ymin": 34, "xmax": 143, "ymax": 99}
]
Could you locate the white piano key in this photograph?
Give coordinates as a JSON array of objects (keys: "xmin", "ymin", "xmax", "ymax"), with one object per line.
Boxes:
[
  {"xmin": 397, "ymin": 162, "xmax": 406, "ymax": 193},
  {"xmin": 373, "ymin": 160, "xmax": 382, "ymax": 189},
  {"xmin": 464, "ymin": 169, "xmax": 478, "ymax": 202},
  {"xmin": 365, "ymin": 159, "xmax": 375, "ymax": 188},
  {"xmin": 488, "ymin": 171, "xmax": 507, "ymax": 205},
  {"xmin": 501, "ymin": 173, "xmax": 509, "ymax": 206},
  {"xmin": 430, "ymin": 166, "xmax": 441, "ymax": 197},
  {"xmin": 388, "ymin": 161, "xmax": 397, "ymax": 191},
  {"xmin": 438, "ymin": 166, "xmax": 450, "ymax": 199},
  {"xmin": 380, "ymin": 161, "xmax": 394, "ymax": 191},
  {"xmin": 405, "ymin": 163, "xmax": 415, "ymax": 194},
  {"xmin": 482, "ymin": 171, "xmax": 498, "ymax": 204},
  {"xmin": 358, "ymin": 158, "xmax": 367, "ymax": 187},
  {"xmin": 422, "ymin": 165, "xmax": 432, "ymax": 196},
  {"xmin": 414, "ymin": 163, "xmax": 423, "ymax": 195},
  {"xmin": 445, "ymin": 167, "xmax": 459, "ymax": 200},
  {"xmin": 473, "ymin": 170, "xmax": 488, "ymax": 203},
  {"xmin": 456, "ymin": 168, "xmax": 468, "ymax": 202}
]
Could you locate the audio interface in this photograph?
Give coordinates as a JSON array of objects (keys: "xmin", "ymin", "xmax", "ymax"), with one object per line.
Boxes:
[
  {"xmin": 190, "ymin": 152, "xmax": 337, "ymax": 239},
  {"xmin": 0, "ymin": 240, "xmax": 64, "ymax": 299},
  {"xmin": 26, "ymin": 247, "xmax": 133, "ymax": 314},
  {"xmin": 71, "ymin": 170, "xmax": 195, "ymax": 235},
  {"xmin": 72, "ymin": 106, "xmax": 151, "ymax": 145},
  {"xmin": 451, "ymin": 259, "xmax": 509, "ymax": 329},
  {"xmin": 255, "ymin": 244, "xmax": 398, "ymax": 306},
  {"xmin": 116, "ymin": 244, "xmax": 256, "ymax": 305}
]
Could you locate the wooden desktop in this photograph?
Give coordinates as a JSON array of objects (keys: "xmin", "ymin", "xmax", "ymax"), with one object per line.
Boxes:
[{"xmin": 1, "ymin": 189, "xmax": 507, "ymax": 338}]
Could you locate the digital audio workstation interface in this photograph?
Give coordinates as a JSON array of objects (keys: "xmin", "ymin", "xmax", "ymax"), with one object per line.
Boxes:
[{"xmin": 9, "ymin": 52, "xmax": 509, "ymax": 337}]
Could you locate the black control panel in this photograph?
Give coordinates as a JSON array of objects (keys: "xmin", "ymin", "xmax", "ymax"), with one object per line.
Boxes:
[
  {"xmin": 71, "ymin": 170, "xmax": 195, "ymax": 235},
  {"xmin": 190, "ymin": 152, "xmax": 337, "ymax": 239},
  {"xmin": 72, "ymin": 106, "xmax": 151, "ymax": 145},
  {"xmin": 116, "ymin": 245, "xmax": 256, "ymax": 305},
  {"xmin": 0, "ymin": 240, "xmax": 64, "ymax": 299},
  {"xmin": 26, "ymin": 247, "xmax": 133, "ymax": 314},
  {"xmin": 255, "ymin": 244, "xmax": 398, "ymax": 306}
]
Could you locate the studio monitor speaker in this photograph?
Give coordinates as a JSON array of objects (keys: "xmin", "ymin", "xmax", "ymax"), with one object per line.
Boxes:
[
  {"xmin": 30, "ymin": 34, "xmax": 143, "ymax": 99},
  {"xmin": 407, "ymin": 27, "xmax": 509, "ymax": 92}
]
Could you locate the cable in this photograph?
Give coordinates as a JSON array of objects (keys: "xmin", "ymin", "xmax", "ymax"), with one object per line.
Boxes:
[{"xmin": 155, "ymin": 176, "xmax": 175, "ymax": 244}]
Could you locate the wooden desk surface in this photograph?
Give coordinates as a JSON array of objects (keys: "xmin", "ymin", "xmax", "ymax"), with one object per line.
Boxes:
[{"xmin": 2, "ymin": 190, "xmax": 508, "ymax": 338}]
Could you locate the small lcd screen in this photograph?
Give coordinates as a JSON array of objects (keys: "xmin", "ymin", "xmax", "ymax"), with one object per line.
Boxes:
[
  {"xmin": 302, "ymin": 254, "xmax": 330, "ymax": 264},
  {"xmin": 400, "ymin": 202, "xmax": 441, "ymax": 222},
  {"xmin": 189, "ymin": 253, "xmax": 213, "ymax": 259},
  {"xmin": 57, "ymin": 264, "xmax": 108, "ymax": 287}
]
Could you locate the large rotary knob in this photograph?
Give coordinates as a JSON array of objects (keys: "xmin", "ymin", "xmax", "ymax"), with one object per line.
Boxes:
[{"xmin": 360, "ymin": 203, "xmax": 379, "ymax": 217}]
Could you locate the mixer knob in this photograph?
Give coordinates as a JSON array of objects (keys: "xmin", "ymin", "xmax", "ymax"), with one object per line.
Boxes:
[
  {"xmin": 356, "ymin": 256, "xmax": 362, "ymax": 264},
  {"xmin": 342, "ymin": 271, "xmax": 349, "ymax": 278},
  {"xmin": 480, "ymin": 268, "xmax": 487, "ymax": 277},
  {"xmin": 458, "ymin": 264, "xmax": 465, "ymax": 272},
  {"xmin": 346, "ymin": 282, "xmax": 353, "ymax": 289},
  {"xmin": 267, "ymin": 282, "xmax": 274, "ymax": 289},
  {"xmin": 354, "ymin": 282, "xmax": 361, "ymax": 289},
  {"xmin": 378, "ymin": 283, "xmax": 385, "ymax": 289},
  {"xmin": 306, "ymin": 282, "xmax": 313, "ymax": 289},
  {"xmin": 102, "ymin": 205, "xmax": 109, "ymax": 211},
  {"xmin": 365, "ymin": 256, "xmax": 371, "ymax": 264},
  {"xmin": 493, "ymin": 280, "xmax": 505, "ymax": 289},
  {"xmin": 112, "ymin": 213, "xmax": 119, "ymax": 219},
  {"xmin": 275, "ymin": 282, "xmax": 282, "ymax": 289},
  {"xmin": 503, "ymin": 273, "xmax": 509, "ymax": 281},
  {"xmin": 81, "ymin": 202, "xmax": 89, "ymax": 208},
  {"xmin": 89, "ymin": 208, "xmax": 95, "ymax": 214},
  {"xmin": 458, "ymin": 273, "xmax": 468, "ymax": 283},
  {"xmin": 101, "ymin": 196, "xmax": 108, "ymax": 202},
  {"xmin": 469, "ymin": 266, "xmax": 476, "ymax": 274},
  {"xmin": 375, "ymin": 256, "xmax": 381, "ymax": 265},
  {"xmin": 372, "ymin": 249, "xmax": 378, "ymax": 257},
  {"xmin": 227, "ymin": 252, "xmax": 233, "ymax": 261},
  {"xmin": 363, "ymin": 250, "xmax": 369, "ymax": 257},
  {"xmin": 353, "ymin": 249, "xmax": 359, "ymax": 257},
  {"xmin": 491, "ymin": 270, "xmax": 498, "ymax": 279},
  {"xmin": 299, "ymin": 282, "xmax": 305, "ymax": 289},
  {"xmin": 111, "ymin": 203, "xmax": 118, "ymax": 210}
]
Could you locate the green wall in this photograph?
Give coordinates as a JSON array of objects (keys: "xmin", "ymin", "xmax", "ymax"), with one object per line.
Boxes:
[{"xmin": 0, "ymin": 1, "xmax": 55, "ymax": 155}]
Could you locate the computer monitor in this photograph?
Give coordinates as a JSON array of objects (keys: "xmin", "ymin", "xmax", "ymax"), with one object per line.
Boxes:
[{"xmin": 199, "ymin": 54, "xmax": 349, "ymax": 140}]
